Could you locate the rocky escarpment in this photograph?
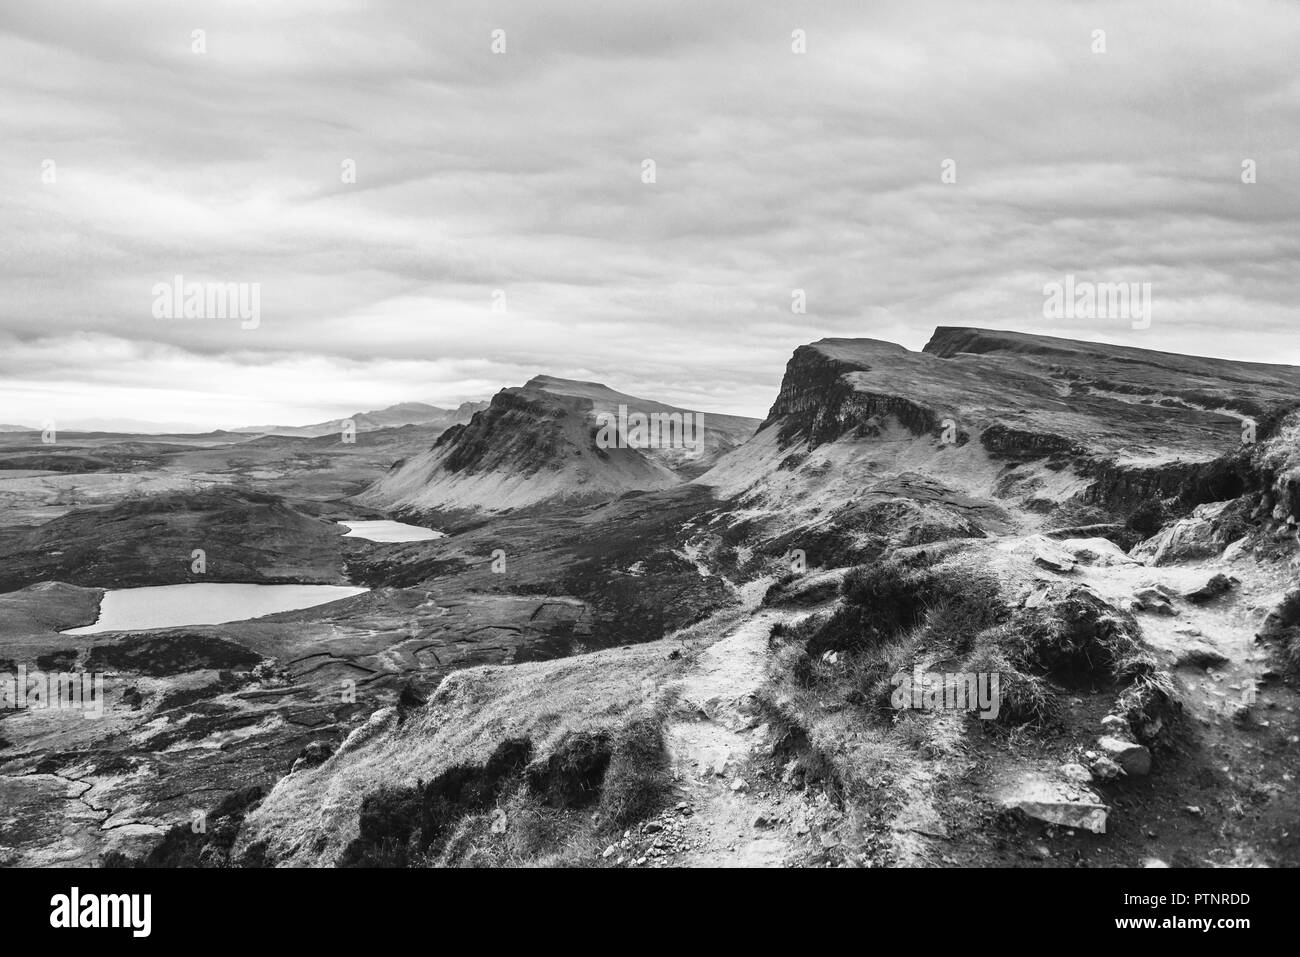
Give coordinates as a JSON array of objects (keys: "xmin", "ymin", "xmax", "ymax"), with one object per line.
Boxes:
[
  {"xmin": 979, "ymin": 424, "xmax": 1086, "ymax": 460},
  {"xmin": 435, "ymin": 389, "xmax": 575, "ymax": 477},
  {"xmin": 358, "ymin": 376, "xmax": 758, "ymax": 519},
  {"xmin": 700, "ymin": 330, "xmax": 1300, "ymax": 540},
  {"xmin": 762, "ymin": 340, "xmax": 939, "ymax": 448}
]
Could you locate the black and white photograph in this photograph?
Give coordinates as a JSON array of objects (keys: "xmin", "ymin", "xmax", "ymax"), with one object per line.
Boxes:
[{"xmin": 0, "ymin": 0, "xmax": 1293, "ymax": 935}]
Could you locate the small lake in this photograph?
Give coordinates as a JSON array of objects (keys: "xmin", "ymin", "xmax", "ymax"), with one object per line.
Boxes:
[
  {"xmin": 339, "ymin": 520, "xmax": 445, "ymax": 543},
  {"xmin": 62, "ymin": 583, "xmax": 369, "ymax": 635}
]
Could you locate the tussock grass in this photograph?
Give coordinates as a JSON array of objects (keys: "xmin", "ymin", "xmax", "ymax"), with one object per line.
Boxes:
[
  {"xmin": 237, "ymin": 640, "xmax": 684, "ymax": 866},
  {"xmin": 597, "ymin": 713, "xmax": 672, "ymax": 827},
  {"xmin": 804, "ymin": 562, "xmax": 1007, "ymax": 658},
  {"xmin": 962, "ymin": 641, "xmax": 1057, "ymax": 729},
  {"xmin": 1011, "ymin": 587, "xmax": 1145, "ymax": 682}
]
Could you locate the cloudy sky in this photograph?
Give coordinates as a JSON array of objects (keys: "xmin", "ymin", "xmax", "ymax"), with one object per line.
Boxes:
[{"xmin": 2, "ymin": 0, "xmax": 1298, "ymax": 431}]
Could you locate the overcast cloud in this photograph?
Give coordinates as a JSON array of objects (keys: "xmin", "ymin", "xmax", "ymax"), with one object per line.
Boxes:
[{"xmin": 2, "ymin": 0, "xmax": 1298, "ymax": 430}]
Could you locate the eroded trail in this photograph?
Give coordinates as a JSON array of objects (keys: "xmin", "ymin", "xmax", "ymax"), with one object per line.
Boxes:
[
  {"xmin": 1079, "ymin": 554, "xmax": 1300, "ymax": 866},
  {"xmin": 657, "ymin": 609, "xmax": 797, "ymax": 866}
]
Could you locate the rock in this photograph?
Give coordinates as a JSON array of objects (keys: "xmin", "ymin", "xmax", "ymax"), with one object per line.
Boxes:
[
  {"xmin": 1132, "ymin": 587, "xmax": 1177, "ymax": 616},
  {"xmin": 1023, "ymin": 586, "xmax": 1052, "ymax": 609},
  {"xmin": 1097, "ymin": 736, "xmax": 1152, "ymax": 776},
  {"xmin": 1143, "ymin": 857, "xmax": 1170, "ymax": 868},
  {"xmin": 1184, "ymin": 805, "xmax": 1203, "ymax": 817},
  {"xmin": 1089, "ymin": 756, "xmax": 1124, "ymax": 781},
  {"xmin": 1185, "ymin": 574, "xmax": 1237, "ymax": 605},
  {"xmin": 751, "ymin": 722, "xmax": 780, "ymax": 756},
  {"xmin": 1100, "ymin": 714, "xmax": 1130, "ymax": 735},
  {"xmin": 490, "ymin": 808, "xmax": 508, "ymax": 834},
  {"xmin": 1032, "ymin": 537, "xmax": 1076, "ymax": 574},
  {"xmin": 1057, "ymin": 537, "xmax": 1139, "ymax": 567},
  {"xmin": 1221, "ymin": 537, "xmax": 1250, "ymax": 562},
  {"xmin": 1138, "ymin": 715, "xmax": 1164, "ymax": 742},
  {"xmin": 1059, "ymin": 763, "xmax": 1093, "ymax": 785},
  {"xmin": 752, "ymin": 813, "xmax": 774, "ymax": 829},
  {"xmin": 290, "ymin": 740, "xmax": 335, "ymax": 773},
  {"xmin": 1131, "ymin": 500, "xmax": 1236, "ymax": 565},
  {"xmin": 1000, "ymin": 779, "xmax": 1108, "ymax": 834},
  {"xmin": 601, "ymin": 844, "xmax": 616, "ymax": 858},
  {"xmin": 1174, "ymin": 640, "xmax": 1229, "ymax": 669},
  {"xmin": 1257, "ymin": 587, "xmax": 1300, "ymax": 640},
  {"xmin": 730, "ymin": 777, "xmax": 747, "ymax": 792}
]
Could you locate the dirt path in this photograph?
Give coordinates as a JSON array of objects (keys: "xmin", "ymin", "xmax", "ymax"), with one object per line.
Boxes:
[
  {"xmin": 656, "ymin": 609, "xmax": 800, "ymax": 866},
  {"xmin": 614, "ymin": 539, "xmax": 1300, "ymax": 868}
]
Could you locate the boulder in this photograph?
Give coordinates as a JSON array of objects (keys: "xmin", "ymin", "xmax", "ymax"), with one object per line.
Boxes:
[
  {"xmin": 1059, "ymin": 763, "xmax": 1093, "ymax": 785},
  {"xmin": 1088, "ymin": 756, "xmax": 1125, "ymax": 781},
  {"xmin": 1131, "ymin": 501, "xmax": 1235, "ymax": 565},
  {"xmin": 1097, "ymin": 736, "xmax": 1151, "ymax": 776},
  {"xmin": 1221, "ymin": 537, "xmax": 1250, "ymax": 562},
  {"xmin": 1099, "ymin": 714, "xmax": 1130, "ymax": 735},
  {"xmin": 1257, "ymin": 587, "xmax": 1300, "ymax": 640},
  {"xmin": 1175, "ymin": 640, "xmax": 1229, "ymax": 669},
  {"xmin": 1185, "ymin": 574, "xmax": 1237, "ymax": 605},
  {"xmin": 999, "ymin": 779, "xmax": 1108, "ymax": 834},
  {"xmin": 1133, "ymin": 587, "xmax": 1177, "ymax": 616},
  {"xmin": 290, "ymin": 740, "xmax": 336, "ymax": 773},
  {"xmin": 1057, "ymin": 537, "xmax": 1139, "ymax": 567},
  {"xmin": 1031, "ymin": 537, "xmax": 1076, "ymax": 574}
]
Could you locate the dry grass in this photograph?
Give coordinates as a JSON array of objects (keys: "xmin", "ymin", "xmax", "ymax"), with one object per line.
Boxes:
[{"xmin": 236, "ymin": 639, "xmax": 685, "ymax": 866}]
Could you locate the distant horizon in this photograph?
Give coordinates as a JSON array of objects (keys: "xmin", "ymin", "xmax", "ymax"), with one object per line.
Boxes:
[{"xmin": 9, "ymin": 320, "xmax": 1300, "ymax": 435}]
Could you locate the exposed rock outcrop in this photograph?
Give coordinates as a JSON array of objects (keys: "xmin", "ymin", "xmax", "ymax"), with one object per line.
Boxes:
[{"xmin": 357, "ymin": 376, "xmax": 758, "ymax": 518}]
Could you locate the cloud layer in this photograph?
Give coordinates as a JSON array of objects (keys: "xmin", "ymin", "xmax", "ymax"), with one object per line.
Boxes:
[{"xmin": 3, "ymin": 0, "xmax": 1298, "ymax": 430}]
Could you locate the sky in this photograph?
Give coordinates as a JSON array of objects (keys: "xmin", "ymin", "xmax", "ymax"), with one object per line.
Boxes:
[{"xmin": 2, "ymin": 0, "xmax": 1298, "ymax": 431}]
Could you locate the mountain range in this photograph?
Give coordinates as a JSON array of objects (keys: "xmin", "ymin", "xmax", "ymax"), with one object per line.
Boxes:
[
  {"xmin": 357, "ymin": 375, "xmax": 761, "ymax": 517},
  {"xmin": 232, "ymin": 400, "xmax": 490, "ymax": 438},
  {"xmin": 3, "ymin": 326, "xmax": 1299, "ymax": 870}
]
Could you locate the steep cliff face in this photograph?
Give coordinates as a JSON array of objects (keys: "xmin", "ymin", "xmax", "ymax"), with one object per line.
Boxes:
[
  {"xmin": 357, "ymin": 376, "xmax": 759, "ymax": 518},
  {"xmin": 700, "ymin": 329, "xmax": 1300, "ymax": 533},
  {"xmin": 762, "ymin": 341, "xmax": 939, "ymax": 448}
]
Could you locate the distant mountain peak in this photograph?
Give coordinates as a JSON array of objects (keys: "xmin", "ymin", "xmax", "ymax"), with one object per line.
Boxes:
[
  {"xmin": 356, "ymin": 375, "xmax": 761, "ymax": 518},
  {"xmin": 233, "ymin": 400, "xmax": 487, "ymax": 438}
]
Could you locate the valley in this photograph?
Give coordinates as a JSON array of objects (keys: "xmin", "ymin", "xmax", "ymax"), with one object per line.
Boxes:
[{"xmin": 1, "ymin": 331, "xmax": 1298, "ymax": 869}]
